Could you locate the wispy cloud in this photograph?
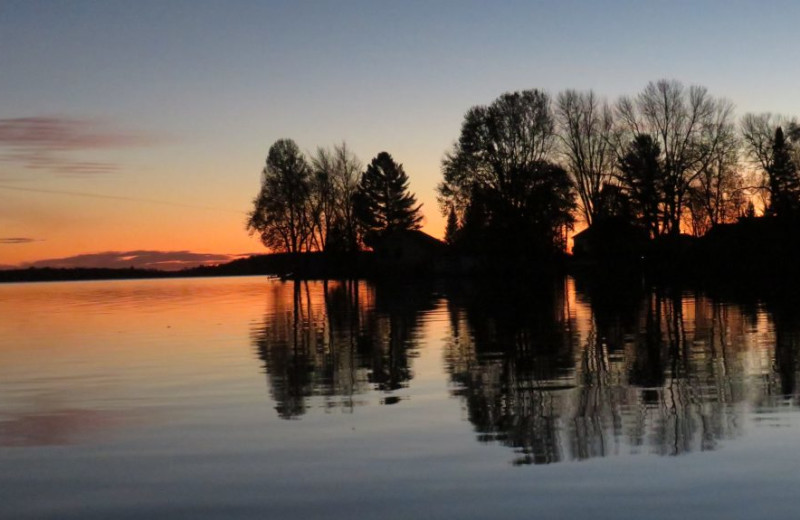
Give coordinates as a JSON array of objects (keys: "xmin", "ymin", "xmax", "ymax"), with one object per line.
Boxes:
[
  {"xmin": 0, "ymin": 184, "xmax": 245, "ymax": 214},
  {"xmin": 20, "ymin": 250, "xmax": 244, "ymax": 271},
  {"xmin": 0, "ymin": 237, "xmax": 39, "ymax": 244},
  {"xmin": 0, "ymin": 116, "xmax": 158, "ymax": 176}
]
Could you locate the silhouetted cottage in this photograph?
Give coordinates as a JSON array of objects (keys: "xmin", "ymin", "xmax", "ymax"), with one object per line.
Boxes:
[
  {"xmin": 370, "ymin": 230, "xmax": 447, "ymax": 274},
  {"xmin": 571, "ymin": 228, "xmax": 592, "ymax": 258},
  {"xmin": 696, "ymin": 216, "xmax": 800, "ymax": 278},
  {"xmin": 572, "ymin": 219, "xmax": 648, "ymax": 267}
]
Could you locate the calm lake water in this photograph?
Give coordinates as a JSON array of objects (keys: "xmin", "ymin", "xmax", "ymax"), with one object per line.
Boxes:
[{"xmin": 2, "ymin": 275, "xmax": 800, "ymax": 519}]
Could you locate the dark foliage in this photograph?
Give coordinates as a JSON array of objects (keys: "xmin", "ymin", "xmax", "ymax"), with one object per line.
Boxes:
[
  {"xmin": 459, "ymin": 161, "xmax": 575, "ymax": 256},
  {"xmin": 247, "ymin": 139, "xmax": 311, "ymax": 254},
  {"xmin": 353, "ymin": 152, "xmax": 422, "ymax": 246},
  {"xmin": 618, "ymin": 135, "xmax": 663, "ymax": 238},
  {"xmin": 444, "ymin": 206, "xmax": 459, "ymax": 245},
  {"xmin": 767, "ymin": 127, "xmax": 800, "ymax": 217},
  {"xmin": 439, "ymin": 89, "xmax": 575, "ymax": 258}
]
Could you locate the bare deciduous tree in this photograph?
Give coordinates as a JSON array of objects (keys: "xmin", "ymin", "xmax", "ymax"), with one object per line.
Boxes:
[
  {"xmin": 249, "ymin": 140, "xmax": 362, "ymax": 254},
  {"xmin": 615, "ymin": 80, "xmax": 736, "ymax": 235},
  {"xmin": 685, "ymin": 144, "xmax": 745, "ymax": 236},
  {"xmin": 330, "ymin": 143, "xmax": 364, "ymax": 251},
  {"xmin": 309, "ymin": 142, "xmax": 363, "ymax": 252},
  {"xmin": 556, "ymin": 89, "xmax": 616, "ymax": 225},
  {"xmin": 740, "ymin": 113, "xmax": 800, "ymax": 213}
]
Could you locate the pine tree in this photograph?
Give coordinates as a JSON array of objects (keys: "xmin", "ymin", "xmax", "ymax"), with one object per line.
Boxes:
[
  {"xmin": 618, "ymin": 135, "xmax": 664, "ymax": 238},
  {"xmin": 353, "ymin": 152, "xmax": 422, "ymax": 245},
  {"xmin": 768, "ymin": 127, "xmax": 800, "ymax": 217},
  {"xmin": 444, "ymin": 206, "xmax": 459, "ymax": 245}
]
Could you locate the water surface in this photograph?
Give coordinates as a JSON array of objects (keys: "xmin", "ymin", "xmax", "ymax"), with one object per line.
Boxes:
[{"xmin": 2, "ymin": 276, "xmax": 800, "ymax": 519}]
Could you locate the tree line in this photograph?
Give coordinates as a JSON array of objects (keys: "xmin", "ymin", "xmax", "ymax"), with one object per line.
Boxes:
[
  {"xmin": 440, "ymin": 79, "xmax": 800, "ymax": 256},
  {"xmin": 249, "ymin": 79, "xmax": 800, "ymax": 259},
  {"xmin": 247, "ymin": 141, "xmax": 422, "ymax": 254}
]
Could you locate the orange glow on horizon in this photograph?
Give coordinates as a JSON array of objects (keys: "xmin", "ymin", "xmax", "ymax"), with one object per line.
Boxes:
[{"xmin": 1, "ymin": 182, "xmax": 447, "ymax": 268}]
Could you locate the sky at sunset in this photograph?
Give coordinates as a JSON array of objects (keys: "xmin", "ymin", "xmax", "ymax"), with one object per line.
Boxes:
[{"xmin": 2, "ymin": 0, "xmax": 800, "ymax": 269}]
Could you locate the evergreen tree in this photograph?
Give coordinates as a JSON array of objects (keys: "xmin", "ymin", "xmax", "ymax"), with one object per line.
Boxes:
[
  {"xmin": 444, "ymin": 206, "xmax": 459, "ymax": 245},
  {"xmin": 768, "ymin": 127, "xmax": 800, "ymax": 217},
  {"xmin": 618, "ymin": 135, "xmax": 664, "ymax": 238},
  {"xmin": 353, "ymin": 152, "xmax": 422, "ymax": 245}
]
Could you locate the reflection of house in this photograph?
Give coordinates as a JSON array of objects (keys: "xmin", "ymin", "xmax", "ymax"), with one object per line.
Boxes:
[{"xmin": 370, "ymin": 230, "xmax": 447, "ymax": 273}]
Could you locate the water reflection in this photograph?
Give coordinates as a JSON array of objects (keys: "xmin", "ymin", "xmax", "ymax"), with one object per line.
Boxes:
[
  {"xmin": 769, "ymin": 296, "xmax": 800, "ymax": 399},
  {"xmin": 446, "ymin": 277, "xmax": 799, "ymax": 464},
  {"xmin": 0, "ymin": 401, "xmax": 133, "ymax": 447},
  {"xmin": 254, "ymin": 276, "xmax": 800, "ymax": 465},
  {"xmin": 251, "ymin": 280, "xmax": 437, "ymax": 418},
  {"xmin": 443, "ymin": 279, "xmax": 579, "ymax": 465}
]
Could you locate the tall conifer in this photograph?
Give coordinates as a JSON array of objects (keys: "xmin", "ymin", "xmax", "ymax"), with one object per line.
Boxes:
[
  {"xmin": 353, "ymin": 152, "xmax": 422, "ymax": 245},
  {"xmin": 444, "ymin": 206, "xmax": 459, "ymax": 245},
  {"xmin": 768, "ymin": 127, "xmax": 800, "ymax": 217}
]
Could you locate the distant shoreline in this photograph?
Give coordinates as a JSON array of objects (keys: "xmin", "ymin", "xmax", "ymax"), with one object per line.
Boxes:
[
  {"xmin": 4, "ymin": 216, "xmax": 800, "ymax": 302},
  {"xmin": 0, "ymin": 251, "xmax": 369, "ymax": 284},
  {"xmin": 0, "ymin": 266, "xmax": 201, "ymax": 284}
]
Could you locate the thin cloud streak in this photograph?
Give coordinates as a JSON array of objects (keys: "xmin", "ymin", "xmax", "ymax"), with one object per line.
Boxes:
[
  {"xmin": 0, "ymin": 184, "xmax": 245, "ymax": 214},
  {"xmin": 0, "ymin": 116, "xmax": 159, "ymax": 176},
  {"xmin": 0, "ymin": 237, "xmax": 39, "ymax": 244},
  {"xmin": 19, "ymin": 250, "xmax": 249, "ymax": 271},
  {"xmin": 2, "ymin": 150, "xmax": 120, "ymax": 175},
  {"xmin": 0, "ymin": 117, "xmax": 155, "ymax": 149}
]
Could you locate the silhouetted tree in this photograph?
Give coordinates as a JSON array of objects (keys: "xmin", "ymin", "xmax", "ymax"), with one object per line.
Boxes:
[
  {"xmin": 618, "ymin": 135, "xmax": 663, "ymax": 238},
  {"xmin": 741, "ymin": 114, "xmax": 800, "ymax": 214},
  {"xmin": 456, "ymin": 162, "xmax": 575, "ymax": 255},
  {"xmin": 741, "ymin": 114, "xmax": 800, "ymax": 202},
  {"xmin": 249, "ymin": 140, "xmax": 363, "ymax": 255},
  {"xmin": 248, "ymin": 139, "xmax": 311, "ymax": 253},
  {"xmin": 615, "ymin": 80, "xmax": 735, "ymax": 235},
  {"xmin": 767, "ymin": 127, "xmax": 800, "ymax": 217},
  {"xmin": 306, "ymin": 154, "xmax": 336, "ymax": 252},
  {"xmin": 685, "ymin": 142, "xmax": 745, "ymax": 236},
  {"xmin": 310, "ymin": 143, "xmax": 363, "ymax": 252},
  {"xmin": 556, "ymin": 89, "xmax": 616, "ymax": 226},
  {"xmin": 439, "ymin": 89, "xmax": 575, "ymax": 256},
  {"xmin": 353, "ymin": 152, "xmax": 422, "ymax": 246},
  {"xmin": 593, "ymin": 183, "xmax": 634, "ymax": 223},
  {"xmin": 444, "ymin": 205, "xmax": 459, "ymax": 245},
  {"xmin": 741, "ymin": 113, "xmax": 786, "ymax": 174}
]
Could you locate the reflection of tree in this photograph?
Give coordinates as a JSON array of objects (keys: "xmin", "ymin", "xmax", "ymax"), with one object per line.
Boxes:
[
  {"xmin": 252, "ymin": 282, "xmax": 321, "ymax": 418},
  {"xmin": 577, "ymin": 286, "xmax": 751, "ymax": 458},
  {"xmin": 445, "ymin": 276, "xmax": 791, "ymax": 464},
  {"xmin": 252, "ymin": 280, "xmax": 435, "ymax": 419},
  {"xmin": 253, "ymin": 275, "xmax": 800, "ymax": 458},
  {"xmin": 766, "ymin": 297, "xmax": 800, "ymax": 401},
  {"xmin": 444, "ymin": 279, "xmax": 578, "ymax": 465}
]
